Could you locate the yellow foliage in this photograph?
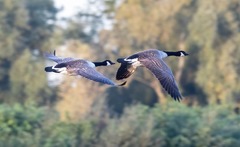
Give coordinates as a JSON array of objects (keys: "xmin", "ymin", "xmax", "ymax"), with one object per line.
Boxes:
[{"xmin": 116, "ymin": 0, "xmax": 191, "ymax": 43}]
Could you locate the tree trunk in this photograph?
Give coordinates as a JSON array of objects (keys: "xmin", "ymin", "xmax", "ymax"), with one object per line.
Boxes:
[
  {"xmin": 150, "ymin": 80, "xmax": 167, "ymax": 104},
  {"xmin": 175, "ymin": 33, "xmax": 186, "ymax": 83}
]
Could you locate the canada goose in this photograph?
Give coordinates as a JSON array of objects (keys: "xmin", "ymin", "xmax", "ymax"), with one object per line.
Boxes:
[
  {"xmin": 116, "ymin": 49, "xmax": 189, "ymax": 101},
  {"xmin": 44, "ymin": 50, "xmax": 126, "ymax": 86}
]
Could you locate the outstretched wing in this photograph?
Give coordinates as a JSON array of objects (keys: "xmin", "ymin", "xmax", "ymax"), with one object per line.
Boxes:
[
  {"xmin": 76, "ymin": 64, "xmax": 116, "ymax": 86},
  {"xmin": 44, "ymin": 51, "xmax": 75, "ymax": 63},
  {"xmin": 140, "ymin": 57, "xmax": 182, "ymax": 101}
]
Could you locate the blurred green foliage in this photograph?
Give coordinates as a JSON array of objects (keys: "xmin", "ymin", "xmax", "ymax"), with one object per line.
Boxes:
[
  {"xmin": 0, "ymin": 0, "xmax": 58, "ymax": 104},
  {"xmin": 0, "ymin": 102, "xmax": 239, "ymax": 147}
]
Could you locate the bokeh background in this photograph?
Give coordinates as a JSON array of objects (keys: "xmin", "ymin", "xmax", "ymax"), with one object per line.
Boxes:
[{"xmin": 0, "ymin": 0, "xmax": 240, "ymax": 146}]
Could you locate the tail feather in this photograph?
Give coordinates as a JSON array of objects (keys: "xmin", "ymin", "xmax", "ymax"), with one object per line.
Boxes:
[
  {"xmin": 45, "ymin": 66, "xmax": 54, "ymax": 72},
  {"xmin": 117, "ymin": 58, "xmax": 125, "ymax": 63}
]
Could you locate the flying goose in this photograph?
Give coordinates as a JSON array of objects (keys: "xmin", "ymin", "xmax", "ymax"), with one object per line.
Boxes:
[
  {"xmin": 44, "ymin": 50, "xmax": 125, "ymax": 86},
  {"xmin": 116, "ymin": 49, "xmax": 189, "ymax": 101}
]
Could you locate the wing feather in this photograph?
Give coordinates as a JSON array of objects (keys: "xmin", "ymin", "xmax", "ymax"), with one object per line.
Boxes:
[
  {"xmin": 116, "ymin": 62, "xmax": 136, "ymax": 80},
  {"xmin": 140, "ymin": 57, "xmax": 182, "ymax": 101},
  {"xmin": 76, "ymin": 63, "xmax": 116, "ymax": 85},
  {"xmin": 44, "ymin": 52, "xmax": 75, "ymax": 63}
]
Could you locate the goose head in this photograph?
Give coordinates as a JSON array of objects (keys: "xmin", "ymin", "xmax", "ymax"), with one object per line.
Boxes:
[
  {"xmin": 178, "ymin": 51, "xmax": 189, "ymax": 57},
  {"xmin": 103, "ymin": 60, "xmax": 115, "ymax": 66}
]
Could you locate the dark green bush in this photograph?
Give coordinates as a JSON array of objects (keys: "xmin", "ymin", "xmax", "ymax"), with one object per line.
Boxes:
[
  {"xmin": 0, "ymin": 104, "xmax": 46, "ymax": 146},
  {"xmin": 0, "ymin": 102, "xmax": 239, "ymax": 147}
]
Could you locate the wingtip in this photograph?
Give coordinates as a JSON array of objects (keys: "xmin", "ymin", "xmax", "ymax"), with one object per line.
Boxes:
[
  {"xmin": 116, "ymin": 63, "xmax": 133, "ymax": 80},
  {"xmin": 116, "ymin": 75, "xmax": 124, "ymax": 80},
  {"xmin": 116, "ymin": 74, "xmax": 129, "ymax": 81},
  {"xmin": 174, "ymin": 95, "xmax": 182, "ymax": 102},
  {"xmin": 44, "ymin": 50, "xmax": 56, "ymax": 57},
  {"xmin": 118, "ymin": 81, "xmax": 127, "ymax": 86}
]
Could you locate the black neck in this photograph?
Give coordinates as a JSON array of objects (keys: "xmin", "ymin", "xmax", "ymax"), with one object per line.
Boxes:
[
  {"xmin": 164, "ymin": 51, "xmax": 179, "ymax": 56},
  {"xmin": 93, "ymin": 61, "xmax": 105, "ymax": 67}
]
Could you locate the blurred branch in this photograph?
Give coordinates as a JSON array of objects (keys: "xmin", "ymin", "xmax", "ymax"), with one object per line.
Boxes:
[
  {"xmin": 175, "ymin": 33, "xmax": 186, "ymax": 83},
  {"xmin": 134, "ymin": 77, "xmax": 166, "ymax": 104}
]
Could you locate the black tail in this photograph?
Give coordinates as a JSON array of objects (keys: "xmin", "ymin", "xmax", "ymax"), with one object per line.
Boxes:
[
  {"xmin": 117, "ymin": 58, "xmax": 125, "ymax": 63},
  {"xmin": 45, "ymin": 66, "xmax": 54, "ymax": 72}
]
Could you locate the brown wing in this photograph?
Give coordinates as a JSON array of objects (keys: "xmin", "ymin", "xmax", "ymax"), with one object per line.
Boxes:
[
  {"xmin": 44, "ymin": 52, "xmax": 75, "ymax": 63},
  {"xmin": 77, "ymin": 67, "xmax": 116, "ymax": 85},
  {"xmin": 116, "ymin": 62, "xmax": 136, "ymax": 80}
]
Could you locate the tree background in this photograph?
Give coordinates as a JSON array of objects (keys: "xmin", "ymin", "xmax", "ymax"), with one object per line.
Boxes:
[{"xmin": 0, "ymin": 0, "xmax": 239, "ymax": 146}]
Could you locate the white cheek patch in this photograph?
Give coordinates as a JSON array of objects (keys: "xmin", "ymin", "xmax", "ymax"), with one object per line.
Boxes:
[
  {"xmin": 124, "ymin": 58, "xmax": 138, "ymax": 63},
  {"xmin": 180, "ymin": 52, "xmax": 185, "ymax": 57},
  {"xmin": 106, "ymin": 61, "xmax": 111, "ymax": 66}
]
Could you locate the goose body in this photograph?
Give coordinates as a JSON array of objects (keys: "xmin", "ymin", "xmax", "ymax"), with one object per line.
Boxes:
[
  {"xmin": 116, "ymin": 49, "xmax": 188, "ymax": 101},
  {"xmin": 44, "ymin": 51, "xmax": 124, "ymax": 86}
]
